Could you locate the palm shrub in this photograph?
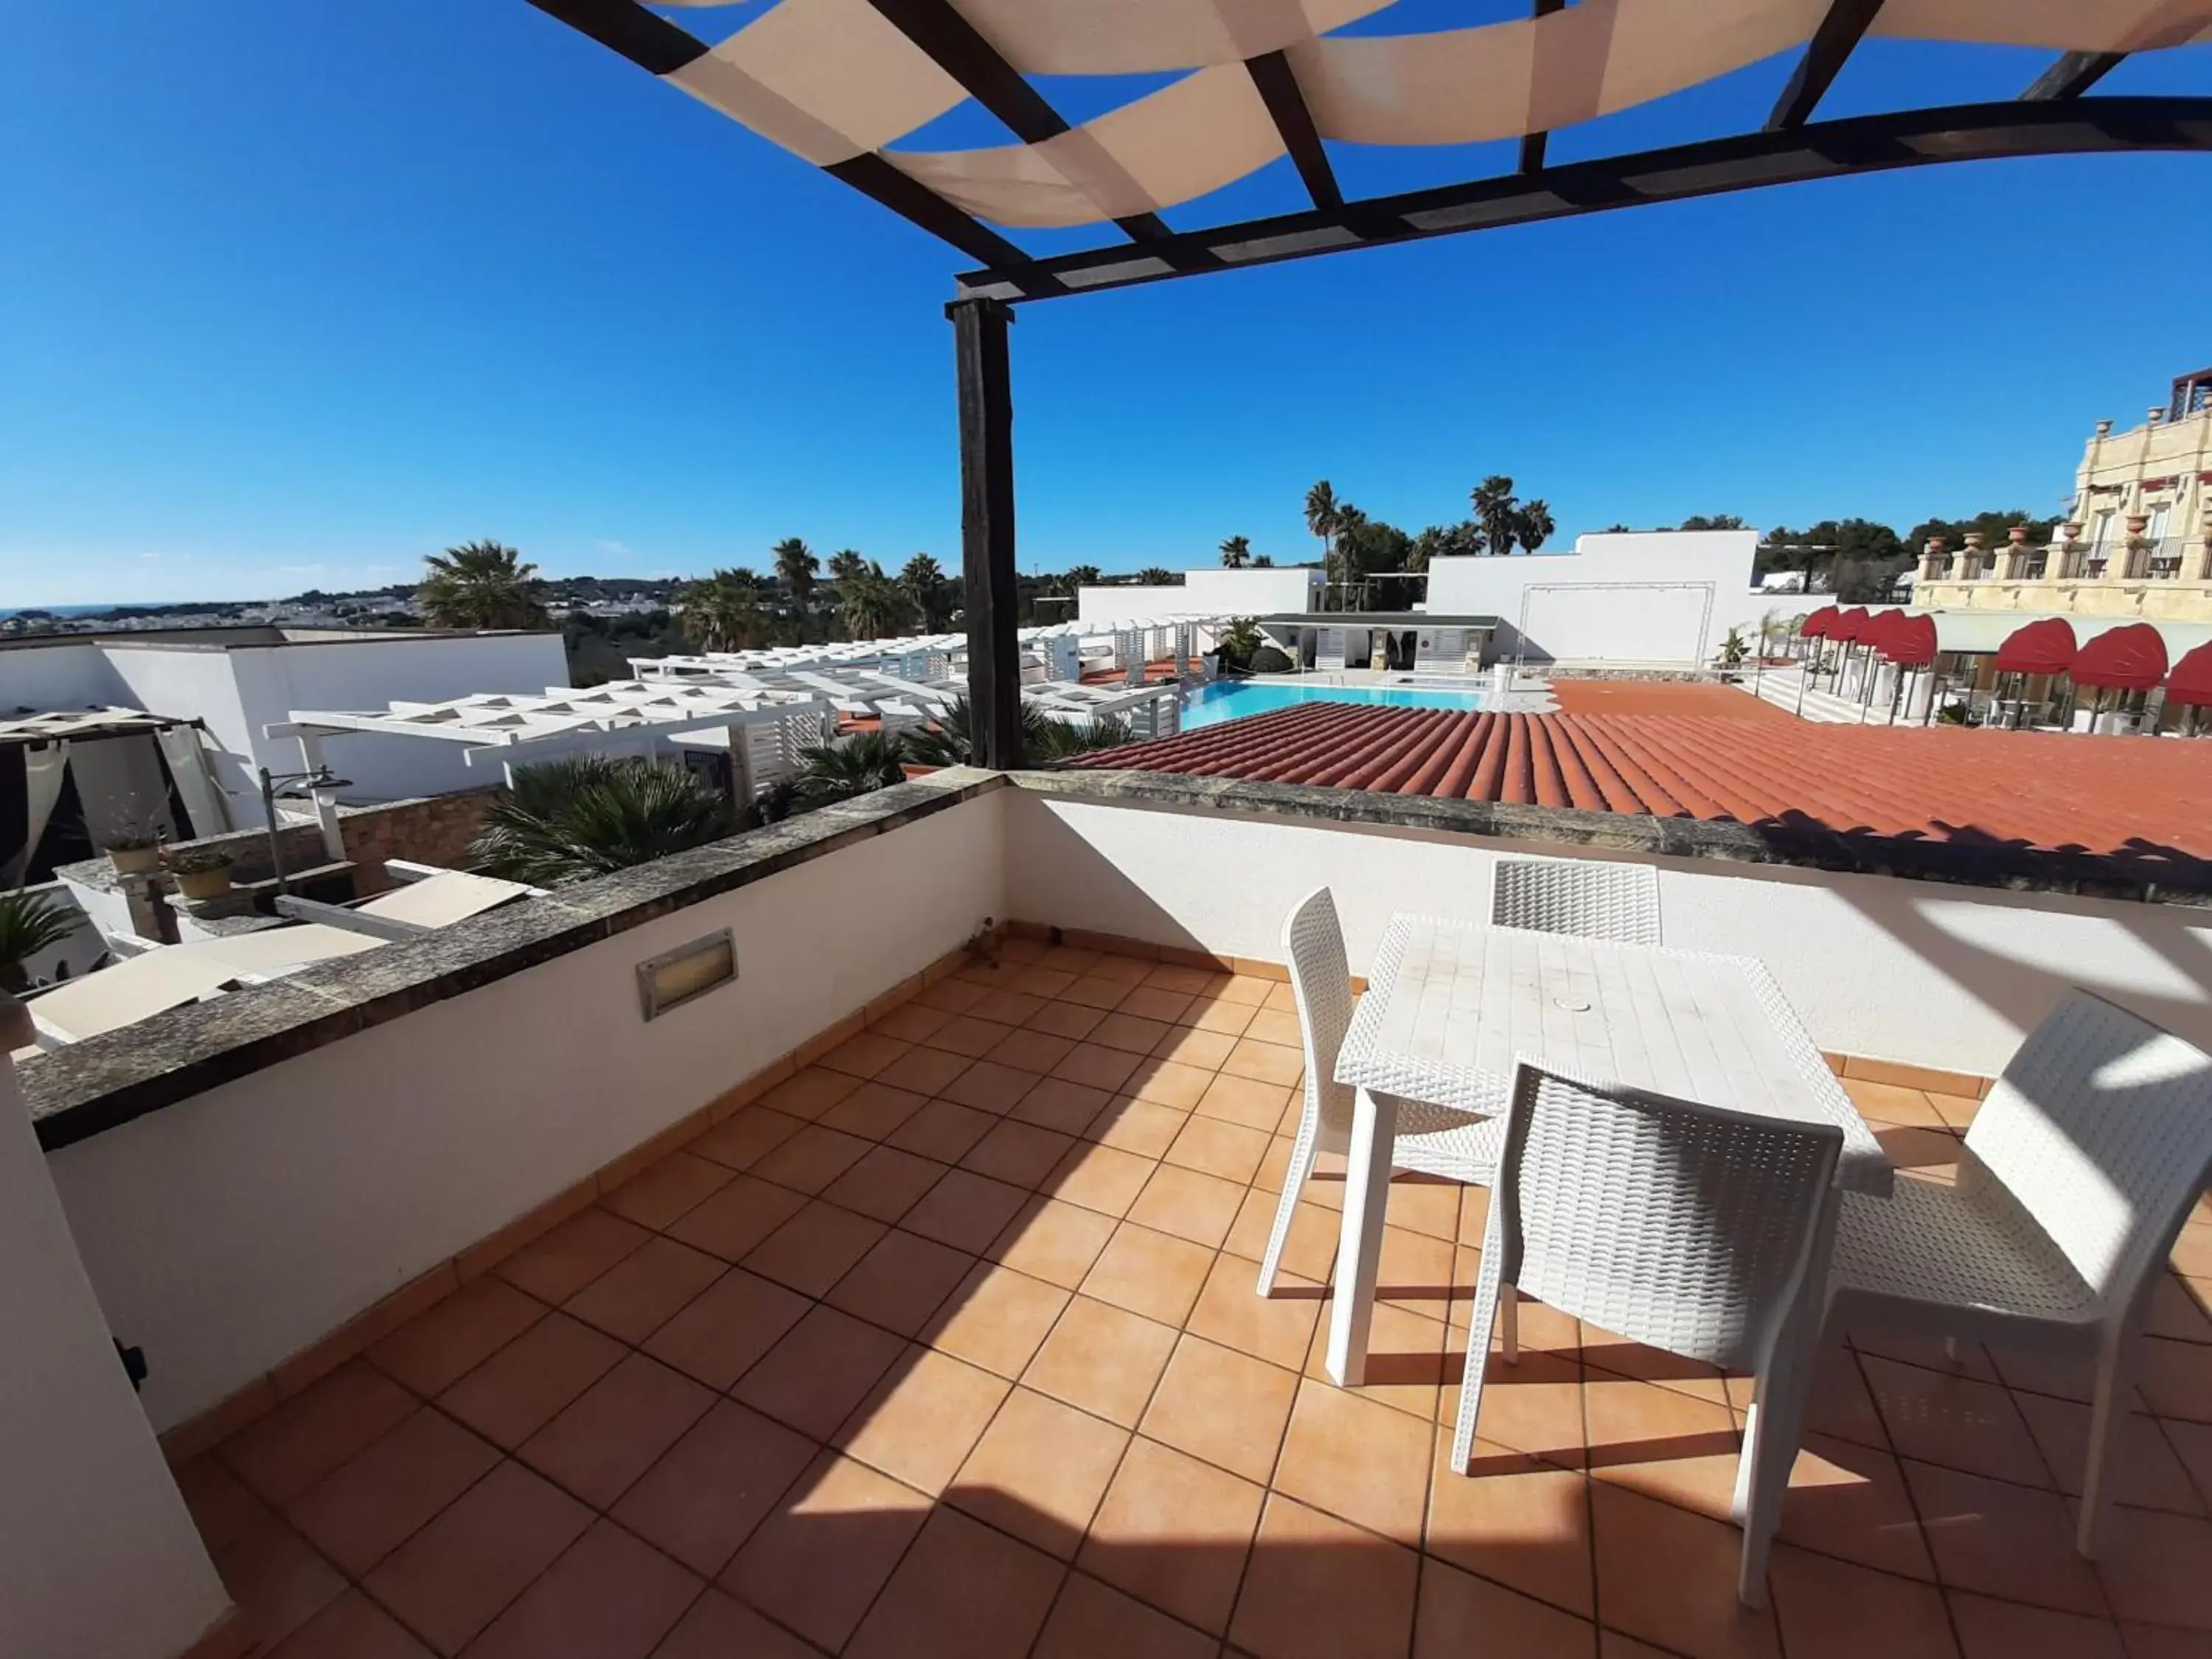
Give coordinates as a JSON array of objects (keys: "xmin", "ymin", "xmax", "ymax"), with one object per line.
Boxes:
[
  {"xmin": 796, "ymin": 731, "xmax": 911, "ymax": 805},
  {"xmin": 469, "ymin": 756, "xmax": 737, "ymax": 886},
  {"xmin": 1216, "ymin": 617, "xmax": 1264, "ymax": 672},
  {"xmin": 902, "ymin": 697, "xmax": 1134, "ymax": 765},
  {"xmin": 0, "ymin": 890, "xmax": 81, "ymax": 993}
]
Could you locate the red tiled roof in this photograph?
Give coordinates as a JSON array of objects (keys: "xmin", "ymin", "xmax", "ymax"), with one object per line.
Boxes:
[{"xmin": 1071, "ymin": 703, "xmax": 2212, "ymax": 860}]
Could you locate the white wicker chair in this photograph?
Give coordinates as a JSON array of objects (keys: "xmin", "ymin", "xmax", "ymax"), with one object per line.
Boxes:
[
  {"xmin": 1823, "ymin": 989, "xmax": 2212, "ymax": 1557},
  {"xmin": 1450, "ymin": 1060, "xmax": 1844, "ymax": 1608},
  {"xmin": 1490, "ymin": 855, "xmax": 1660, "ymax": 945},
  {"xmin": 1257, "ymin": 888, "xmax": 1503, "ymax": 1297}
]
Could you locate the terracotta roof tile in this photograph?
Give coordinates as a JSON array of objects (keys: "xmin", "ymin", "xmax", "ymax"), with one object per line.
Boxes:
[{"xmin": 1070, "ymin": 705, "xmax": 2212, "ymax": 863}]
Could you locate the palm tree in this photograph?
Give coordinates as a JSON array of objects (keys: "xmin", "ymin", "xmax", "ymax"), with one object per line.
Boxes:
[
  {"xmin": 1135, "ymin": 567, "xmax": 1177, "ymax": 586},
  {"xmin": 417, "ymin": 540, "xmax": 549, "ymax": 630},
  {"xmin": 827, "ymin": 549, "xmax": 870, "ymax": 588},
  {"xmin": 469, "ymin": 757, "xmax": 736, "ymax": 886},
  {"xmin": 678, "ymin": 568, "xmax": 766, "ymax": 653},
  {"xmin": 1251, "ymin": 554, "xmax": 1274, "ymax": 568},
  {"xmin": 1471, "ymin": 476, "xmax": 1519, "ymax": 557},
  {"xmin": 0, "ymin": 890, "xmax": 80, "ymax": 993},
  {"xmin": 773, "ymin": 538, "xmax": 819, "ymax": 609},
  {"xmin": 1517, "ymin": 499, "xmax": 1556, "ymax": 555},
  {"xmin": 898, "ymin": 553, "xmax": 947, "ymax": 631},
  {"xmin": 903, "ymin": 697, "xmax": 1134, "ymax": 766},
  {"xmin": 1219, "ymin": 535, "xmax": 1252, "ymax": 569},
  {"xmin": 797, "ymin": 731, "xmax": 910, "ymax": 804},
  {"xmin": 840, "ymin": 563, "xmax": 908, "ymax": 641},
  {"xmin": 1215, "ymin": 616, "xmax": 1264, "ymax": 671},
  {"xmin": 1059, "ymin": 565, "xmax": 1101, "ymax": 597}
]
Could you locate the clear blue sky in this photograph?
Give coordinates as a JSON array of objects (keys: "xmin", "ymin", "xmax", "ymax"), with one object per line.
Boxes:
[{"xmin": 4, "ymin": 2, "xmax": 2209, "ymax": 607}]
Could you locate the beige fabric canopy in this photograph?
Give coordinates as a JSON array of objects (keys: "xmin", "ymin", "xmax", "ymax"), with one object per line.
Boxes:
[{"xmin": 648, "ymin": 0, "xmax": 2212, "ymax": 229}]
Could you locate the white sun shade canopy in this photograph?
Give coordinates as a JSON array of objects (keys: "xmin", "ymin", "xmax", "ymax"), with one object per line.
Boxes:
[{"xmin": 644, "ymin": 0, "xmax": 2212, "ymax": 228}]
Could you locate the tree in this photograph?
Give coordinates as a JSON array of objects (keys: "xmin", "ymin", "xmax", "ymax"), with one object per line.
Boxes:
[
  {"xmin": 1517, "ymin": 498, "xmax": 1555, "ymax": 554},
  {"xmin": 1304, "ymin": 481, "xmax": 1342, "ymax": 591},
  {"xmin": 1135, "ymin": 567, "xmax": 1178, "ymax": 586},
  {"xmin": 1215, "ymin": 617, "xmax": 1264, "ymax": 671},
  {"xmin": 677, "ymin": 568, "xmax": 768, "ymax": 653},
  {"xmin": 897, "ymin": 553, "xmax": 947, "ymax": 630},
  {"xmin": 470, "ymin": 757, "xmax": 737, "ymax": 886},
  {"xmin": 1251, "ymin": 554, "xmax": 1274, "ymax": 568},
  {"xmin": 0, "ymin": 890, "xmax": 80, "ymax": 993},
  {"xmin": 1219, "ymin": 535, "xmax": 1252, "ymax": 569},
  {"xmin": 417, "ymin": 540, "xmax": 549, "ymax": 630},
  {"xmin": 797, "ymin": 731, "xmax": 911, "ymax": 804},
  {"xmin": 1714, "ymin": 626, "xmax": 1749, "ymax": 672},
  {"xmin": 1470, "ymin": 478, "xmax": 1554, "ymax": 558},
  {"xmin": 1060, "ymin": 565, "xmax": 1101, "ymax": 595},
  {"xmin": 839, "ymin": 563, "xmax": 909, "ymax": 640},
  {"xmin": 1680, "ymin": 514, "xmax": 1747, "ymax": 531},
  {"xmin": 827, "ymin": 549, "xmax": 870, "ymax": 588},
  {"xmin": 1410, "ymin": 521, "xmax": 1484, "ymax": 570},
  {"xmin": 773, "ymin": 538, "xmax": 819, "ymax": 609}
]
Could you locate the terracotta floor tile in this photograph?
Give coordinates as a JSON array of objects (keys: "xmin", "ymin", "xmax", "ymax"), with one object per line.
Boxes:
[
  {"xmin": 1949, "ymin": 1592, "xmax": 2128, "ymax": 1659},
  {"xmin": 437, "ymin": 1312, "xmax": 625, "ymax": 1450},
  {"xmin": 2139, "ymin": 1336, "xmax": 2212, "ymax": 1424},
  {"xmin": 1840, "ymin": 1077, "xmax": 1950, "ymax": 1127},
  {"xmin": 1427, "ymin": 1436, "xmax": 1596, "ymax": 1617},
  {"xmin": 1028, "ymin": 999, "xmax": 1108, "ymax": 1041},
  {"xmin": 1164, "ymin": 1113, "xmax": 1273, "ymax": 1184},
  {"xmin": 818, "ymin": 1029, "xmax": 913, "ymax": 1081},
  {"xmin": 1275, "ymin": 1377, "xmax": 1434, "ymax": 1543},
  {"xmin": 944, "ymin": 1058, "xmax": 1046, "ymax": 1117},
  {"xmin": 1155, "ymin": 1025, "xmax": 1240, "ymax": 1069},
  {"xmin": 519, "ymin": 1352, "xmax": 717, "ymax": 1510},
  {"xmin": 1221, "ymin": 1037, "xmax": 1304, "ymax": 1088},
  {"xmin": 897, "ymin": 1166, "xmax": 1031, "ymax": 1254},
  {"xmin": 2096, "ymin": 1506, "xmax": 2212, "ymax": 1628},
  {"xmin": 2165, "ymin": 1417, "xmax": 2212, "ymax": 1506},
  {"xmin": 1767, "ymin": 1545, "xmax": 1956, "ymax": 1659},
  {"xmin": 1228, "ymin": 1492, "xmax": 1419, "ymax": 1659},
  {"xmin": 733, "ymin": 1304, "xmax": 908, "ymax": 1440},
  {"xmin": 1983, "ymin": 1341, "xmax": 2098, "ymax": 1402},
  {"xmin": 836, "ymin": 1345, "xmax": 1011, "ymax": 1495},
  {"xmin": 2148, "ymin": 1274, "xmax": 2212, "ymax": 1346},
  {"xmin": 872, "ymin": 1000, "xmax": 954, "ymax": 1045},
  {"xmin": 1261, "ymin": 981, "xmax": 1298, "ymax": 1012},
  {"xmin": 974, "ymin": 987, "xmax": 1053, "ymax": 1028},
  {"xmin": 369, "ymin": 1276, "xmax": 547, "ymax": 1400},
  {"xmin": 1043, "ymin": 1141, "xmax": 1159, "ymax": 1217},
  {"xmin": 822, "ymin": 1143, "xmax": 949, "ymax": 1223},
  {"xmin": 1119, "ymin": 1057, "xmax": 1212, "ymax": 1113},
  {"xmin": 1141, "ymin": 1333, "xmax": 1298, "ymax": 1484},
  {"xmin": 217, "ymin": 1515, "xmax": 347, "ymax": 1651},
  {"xmin": 1588, "ymin": 1480, "xmax": 1782, "ymax": 1658},
  {"xmin": 990, "ymin": 1196, "xmax": 1120, "ymax": 1288},
  {"xmin": 1381, "ymin": 1176, "xmax": 1463, "ymax": 1244},
  {"xmin": 652, "ymin": 1590, "xmax": 820, "ymax": 1659},
  {"xmin": 1775, "ymin": 1434, "xmax": 1935, "ymax": 1581},
  {"xmin": 1184, "ymin": 998, "xmax": 1259, "ymax": 1037},
  {"xmin": 463, "ymin": 1517, "xmax": 701, "ymax": 1659},
  {"xmin": 1034, "ymin": 945, "xmax": 1101, "ymax": 975},
  {"xmin": 1033, "ymin": 1571, "xmax": 1219, "ymax": 1659},
  {"xmin": 1113, "ymin": 985, "xmax": 1193, "ymax": 1024},
  {"xmin": 827, "ymin": 1228, "xmax": 976, "ymax": 1338},
  {"xmin": 888, "ymin": 1097, "xmax": 999, "ymax": 1164},
  {"xmin": 1082, "ymin": 1222, "xmax": 1215, "ymax": 1326},
  {"xmin": 1050, "ymin": 1042, "xmax": 1143, "ymax": 1094},
  {"xmin": 925, "ymin": 1261, "xmax": 1072, "ymax": 1378},
  {"xmin": 759, "ymin": 1065, "xmax": 864, "ymax": 1121},
  {"xmin": 740, "ymin": 1198, "xmax": 888, "ymax": 1296},
  {"xmin": 1128, "ymin": 1164, "xmax": 1248, "ymax": 1249},
  {"xmin": 364, "ymin": 1461, "xmax": 593, "ymax": 1655},
  {"xmin": 1062, "ymin": 973, "xmax": 1137, "ymax": 1009},
  {"xmin": 2174, "ymin": 1225, "xmax": 2212, "ymax": 1279},
  {"xmin": 846, "ymin": 1504, "xmax": 1065, "ymax": 1659},
  {"xmin": 1216, "ymin": 973, "xmax": 1279, "ymax": 1006},
  {"xmin": 918, "ymin": 975, "xmax": 992, "ymax": 1015},
  {"xmin": 266, "ymin": 1589, "xmax": 434, "ymax": 1659},
  {"xmin": 923, "ymin": 1012, "xmax": 1020, "ymax": 1059},
  {"xmin": 1584, "ymin": 1374, "xmax": 1743, "ymax": 1522},
  {"xmin": 1079, "ymin": 1436, "xmax": 1265, "ymax": 1634},
  {"xmin": 286, "ymin": 1407, "xmax": 501, "ymax": 1576},
  {"xmin": 178, "ymin": 1455, "xmax": 270, "ymax": 1555},
  {"xmin": 689, "ymin": 1107, "xmax": 807, "ymax": 1172},
  {"xmin": 1902, "ymin": 1459, "xmax": 2107, "ymax": 1615},
  {"xmin": 1414, "ymin": 1554, "xmax": 1595, "ymax": 1658},
  {"xmin": 1863, "ymin": 1354, "xmax": 2054, "ymax": 1487},
  {"xmin": 722, "ymin": 1452, "xmax": 931, "ymax": 1652},
  {"xmin": 1601, "ymin": 1636, "xmax": 1679, "ymax": 1658},
  {"xmin": 964, "ymin": 1118, "xmax": 1079, "ymax": 1186},
  {"xmin": 1197, "ymin": 1071, "xmax": 1297, "ymax": 1132},
  {"xmin": 1084, "ymin": 1094, "xmax": 1188, "ymax": 1158},
  {"xmin": 563, "ymin": 1237, "xmax": 726, "ymax": 1346},
  {"xmin": 749, "ymin": 1123, "xmax": 875, "ymax": 1196},
  {"xmin": 1241, "ymin": 1007, "xmax": 1304, "ymax": 1048},
  {"xmin": 987, "ymin": 1026, "xmax": 1079, "ymax": 1074},
  {"xmin": 1434, "ymin": 1340, "xmax": 1584, "ymax": 1465},
  {"xmin": 495, "ymin": 1206, "xmax": 655, "ymax": 1304},
  {"xmin": 641, "ymin": 1266, "xmax": 809, "ymax": 1392},
  {"xmin": 610, "ymin": 1400, "xmax": 817, "ymax": 1578},
  {"xmin": 1024, "ymin": 1295, "xmax": 1180, "ymax": 1428},
  {"xmin": 220, "ymin": 1360, "xmax": 419, "ymax": 1505},
  {"xmin": 874, "ymin": 1043, "xmax": 975, "ymax": 1098},
  {"xmin": 1004, "ymin": 1077, "xmax": 1108, "ymax": 1137},
  {"xmin": 1087, "ymin": 1011, "xmax": 1173, "ymax": 1058},
  {"xmin": 600, "ymin": 1151, "xmax": 734, "ymax": 1232},
  {"xmin": 950, "ymin": 1386, "xmax": 1130, "ymax": 1558},
  {"xmin": 1223, "ymin": 1189, "xmax": 1340, "ymax": 1282},
  {"xmin": 1189, "ymin": 1252, "xmax": 1324, "ymax": 1369},
  {"xmin": 818, "ymin": 1079, "xmax": 931, "ymax": 1143},
  {"xmin": 1083, "ymin": 953, "xmax": 1155, "ymax": 986},
  {"xmin": 1790, "ymin": 1344, "xmax": 1890, "ymax": 1450},
  {"xmin": 2014, "ymin": 1391, "xmax": 2202, "ymax": 1514}
]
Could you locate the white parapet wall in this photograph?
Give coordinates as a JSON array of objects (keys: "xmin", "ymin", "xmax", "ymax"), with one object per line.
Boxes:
[{"xmin": 1078, "ymin": 566, "xmax": 1321, "ymax": 625}]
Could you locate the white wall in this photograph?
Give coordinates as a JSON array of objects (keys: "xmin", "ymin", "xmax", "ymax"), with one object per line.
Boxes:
[
  {"xmin": 1425, "ymin": 531, "xmax": 1815, "ymax": 667},
  {"xmin": 45, "ymin": 790, "xmax": 1006, "ymax": 1430},
  {"xmin": 0, "ymin": 1034, "xmax": 231, "ymax": 1659},
  {"xmin": 1001, "ymin": 791, "xmax": 2212, "ymax": 1078},
  {"xmin": 100, "ymin": 646, "xmax": 260, "ymax": 824},
  {"xmin": 1077, "ymin": 567, "xmax": 1319, "ymax": 625},
  {"xmin": 0, "ymin": 641, "xmax": 129, "ymax": 710}
]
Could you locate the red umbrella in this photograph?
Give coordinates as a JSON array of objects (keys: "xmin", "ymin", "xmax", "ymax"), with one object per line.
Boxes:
[
  {"xmin": 1993, "ymin": 616, "xmax": 2077, "ymax": 677},
  {"xmin": 1798, "ymin": 605, "xmax": 1838, "ymax": 639},
  {"xmin": 2071, "ymin": 623, "xmax": 2169, "ymax": 692},
  {"xmin": 1879, "ymin": 612, "xmax": 1938, "ymax": 668},
  {"xmin": 1829, "ymin": 607, "xmax": 1870, "ymax": 642},
  {"xmin": 2166, "ymin": 640, "xmax": 2212, "ymax": 708}
]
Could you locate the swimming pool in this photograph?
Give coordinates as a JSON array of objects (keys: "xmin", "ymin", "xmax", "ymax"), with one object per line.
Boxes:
[{"xmin": 1183, "ymin": 679, "xmax": 1486, "ymax": 729}]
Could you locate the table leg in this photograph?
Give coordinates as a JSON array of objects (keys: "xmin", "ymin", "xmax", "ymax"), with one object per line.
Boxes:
[{"xmin": 1326, "ymin": 1088, "xmax": 1398, "ymax": 1387}]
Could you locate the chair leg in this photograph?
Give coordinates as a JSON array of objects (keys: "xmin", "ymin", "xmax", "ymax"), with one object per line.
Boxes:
[
  {"xmin": 1256, "ymin": 1109, "xmax": 1324, "ymax": 1297},
  {"xmin": 2079, "ymin": 1327, "xmax": 2138, "ymax": 1559},
  {"xmin": 1447, "ymin": 1265, "xmax": 1509, "ymax": 1476},
  {"xmin": 1735, "ymin": 1333, "xmax": 1816, "ymax": 1610}
]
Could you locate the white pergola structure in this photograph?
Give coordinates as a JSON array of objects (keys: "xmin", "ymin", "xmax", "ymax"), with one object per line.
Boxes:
[{"xmin": 269, "ymin": 681, "xmax": 838, "ymax": 819}]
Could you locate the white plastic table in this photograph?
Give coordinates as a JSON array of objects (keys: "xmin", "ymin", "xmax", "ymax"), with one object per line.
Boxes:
[{"xmin": 1324, "ymin": 916, "xmax": 1891, "ymax": 1385}]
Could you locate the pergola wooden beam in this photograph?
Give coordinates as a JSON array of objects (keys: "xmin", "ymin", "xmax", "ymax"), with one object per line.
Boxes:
[
  {"xmin": 1767, "ymin": 0, "xmax": 1886, "ymax": 130},
  {"xmin": 1519, "ymin": 0, "xmax": 1568, "ymax": 173},
  {"xmin": 2021, "ymin": 51, "xmax": 2128, "ymax": 102},
  {"xmin": 1246, "ymin": 49, "xmax": 1342, "ymax": 209}
]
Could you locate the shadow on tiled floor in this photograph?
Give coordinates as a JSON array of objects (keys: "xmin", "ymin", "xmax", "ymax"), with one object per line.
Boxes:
[{"xmin": 177, "ymin": 939, "xmax": 2212, "ymax": 1658}]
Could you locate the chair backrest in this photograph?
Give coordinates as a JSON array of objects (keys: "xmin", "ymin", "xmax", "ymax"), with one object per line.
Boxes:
[
  {"xmin": 1964, "ymin": 989, "xmax": 2212, "ymax": 1310},
  {"xmin": 1282, "ymin": 887, "xmax": 1357, "ymax": 1135},
  {"xmin": 1486, "ymin": 1061, "xmax": 1843, "ymax": 1371},
  {"xmin": 1491, "ymin": 856, "xmax": 1660, "ymax": 946}
]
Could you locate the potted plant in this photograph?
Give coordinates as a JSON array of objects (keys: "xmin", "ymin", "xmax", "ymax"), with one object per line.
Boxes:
[
  {"xmin": 104, "ymin": 833, "xmax": 163, "ymax": 877},
  {"xmin": 0, "ymin": 890, "xmax": 80, "ymax": 994},
  {"xmin": 167, "ymin": 846, "xmax": 235, "ymax": 901}
]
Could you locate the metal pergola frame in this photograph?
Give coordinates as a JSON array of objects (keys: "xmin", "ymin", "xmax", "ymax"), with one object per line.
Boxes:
[{"xmin": 525, "ymin": 0, "xmax": 2212, "ymax": 768}]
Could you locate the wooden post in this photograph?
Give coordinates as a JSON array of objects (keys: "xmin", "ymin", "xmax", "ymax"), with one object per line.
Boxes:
[{"xmin": 948, "ymin": 296, "xmax": 1023, "ymax": 768}]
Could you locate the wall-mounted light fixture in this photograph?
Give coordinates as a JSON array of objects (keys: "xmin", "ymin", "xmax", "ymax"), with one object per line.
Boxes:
[{"xmin": 636, "ymin": 928, "xmax": 738, "ymax": 1020}]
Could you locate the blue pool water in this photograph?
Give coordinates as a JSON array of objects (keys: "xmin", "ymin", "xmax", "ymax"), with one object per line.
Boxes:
[{"xmin": 1183, "ymin": 680, "xmax": 1486, "ymax": 730}]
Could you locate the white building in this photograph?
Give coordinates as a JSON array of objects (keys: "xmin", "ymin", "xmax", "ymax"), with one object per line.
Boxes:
[
  {"xmin": 1425, "ymin": 530, "xmax": 1816, "ymax": 669},
  {"xmin": 1077, "ymin": 566, "xmax": 1323, "ymax": 625}
]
